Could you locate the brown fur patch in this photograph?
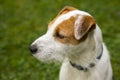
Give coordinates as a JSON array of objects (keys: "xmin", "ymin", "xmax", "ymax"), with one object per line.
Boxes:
[
  {"xmin": 48, "ymin": 6, "xmax": 76, "ymax": 28},
  {"xmin": 80, "ymin": 15, "xmax": 96, "ymax": 33},
  {"xmin": 53, "ymin": 16, "xmax": 88, "ymax": 45},
  {"xmin": 58, "ymin": 6, "xmax": 76, "ymax": 16}
]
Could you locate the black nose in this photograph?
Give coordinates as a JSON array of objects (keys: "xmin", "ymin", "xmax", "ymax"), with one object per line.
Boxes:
[{"xmin": 29, "ymin": 45, "xmax": 38, "ymax": 54}]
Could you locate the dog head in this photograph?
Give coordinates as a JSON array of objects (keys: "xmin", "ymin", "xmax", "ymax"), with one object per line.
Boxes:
[{"xmin": 30, "ymin": 6, "xmax": 98, "ymax": 62}]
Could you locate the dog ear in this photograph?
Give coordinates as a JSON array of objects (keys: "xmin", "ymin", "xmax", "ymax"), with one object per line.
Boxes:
[
  {"xmin": 58, "ymin": 6, "xmax": 76, "ymax": 16},
  {"xmin": 74, "ymin": 15, "xmax": 96, "ymax": 40}
]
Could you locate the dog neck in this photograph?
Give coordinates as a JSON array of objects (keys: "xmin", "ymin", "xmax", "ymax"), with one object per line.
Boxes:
[
  {"xmin": 68, "ymin": 26, "xmax": 103, "ymax": 71},
  {"xmin": 69, "ymin": 44, "xmax": 103, "ymax": 71}
]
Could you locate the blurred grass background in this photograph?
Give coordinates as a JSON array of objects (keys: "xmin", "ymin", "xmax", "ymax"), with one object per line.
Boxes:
[{"xmin": 0, "ymin": 0, "xmax": 120, "ymax": 80}]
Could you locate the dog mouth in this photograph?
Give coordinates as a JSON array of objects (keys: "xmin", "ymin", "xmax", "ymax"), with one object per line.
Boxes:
[{"xmin": 32, "ymin": 49, "xmax": 65, "ymax": 62}]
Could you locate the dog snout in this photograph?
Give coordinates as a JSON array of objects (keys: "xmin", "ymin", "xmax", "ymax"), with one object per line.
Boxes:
[{"xmin": 29, "ymin": 44, "xmax": 38, "ymax": 54}]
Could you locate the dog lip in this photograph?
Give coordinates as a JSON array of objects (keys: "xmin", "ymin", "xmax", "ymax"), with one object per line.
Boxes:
[{"xmin": 29, "ymin": 44, "xmax": 38, "ymax": 54}]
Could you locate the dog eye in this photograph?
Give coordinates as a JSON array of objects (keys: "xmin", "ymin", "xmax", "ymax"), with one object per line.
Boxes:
[{"xmin": 56, "ymin": 32, "xmax": 65, "ymax": 39}]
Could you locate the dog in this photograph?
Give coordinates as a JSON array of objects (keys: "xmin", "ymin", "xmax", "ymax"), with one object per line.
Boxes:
[{"xmin": 30, "ymin": 6, "xmax": 113, "ymax": 80}]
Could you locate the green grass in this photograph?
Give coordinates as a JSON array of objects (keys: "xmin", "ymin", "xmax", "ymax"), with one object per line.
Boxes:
[{"xmin": 0, "ymin": 0, "xmax": 120, "ymax": 80}]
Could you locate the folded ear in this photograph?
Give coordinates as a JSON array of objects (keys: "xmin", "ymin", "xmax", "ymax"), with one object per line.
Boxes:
[
  {"xmin": 74, "ymin": 15, "xmax": 96, "ymax": 40},
  {"xmin": 58, "ymin": 6, "xmax": 76, "ymax": 16}
]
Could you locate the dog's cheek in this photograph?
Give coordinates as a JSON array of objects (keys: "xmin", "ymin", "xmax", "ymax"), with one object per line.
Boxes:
[{"xmin": 52, "ymin": 42, "xmax": 68, "ymax": 58}]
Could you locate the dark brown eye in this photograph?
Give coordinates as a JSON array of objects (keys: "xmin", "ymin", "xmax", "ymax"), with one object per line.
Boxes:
[{"xmin": 56, "ymin": 32, "xmax": 65, "ymax": 39}]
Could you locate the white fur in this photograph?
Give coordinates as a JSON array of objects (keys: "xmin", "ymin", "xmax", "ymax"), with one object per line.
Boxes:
[{"xmin": 31, "ymin": 10, "xmax": 113, "ymax": 80}]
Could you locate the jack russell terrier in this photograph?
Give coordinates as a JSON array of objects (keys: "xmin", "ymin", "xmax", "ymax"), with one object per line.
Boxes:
[{"xmin": 30, "ymin": 6, "xmax": 113, "ymax": 80}]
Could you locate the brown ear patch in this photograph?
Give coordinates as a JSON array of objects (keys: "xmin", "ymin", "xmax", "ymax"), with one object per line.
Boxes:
[
  {"xmin": 53, "ymin": 16, "xmax": 87, "ymax": 45},
  {"xmin": 58, "ymin": 6, "xmax": 76, "ymax": 16},
  {"xmin": 74, "ymin": 15, "xmax": 96, "ymax": 40},
  {"xmin": 48, "ymin": 6, "xmax": 76, "ymax": 28}
]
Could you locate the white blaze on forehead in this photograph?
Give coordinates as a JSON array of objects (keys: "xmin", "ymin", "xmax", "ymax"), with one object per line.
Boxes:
[{"xmin": 48, "ymin": 10, "xmax": 91, "ymax": 34}]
